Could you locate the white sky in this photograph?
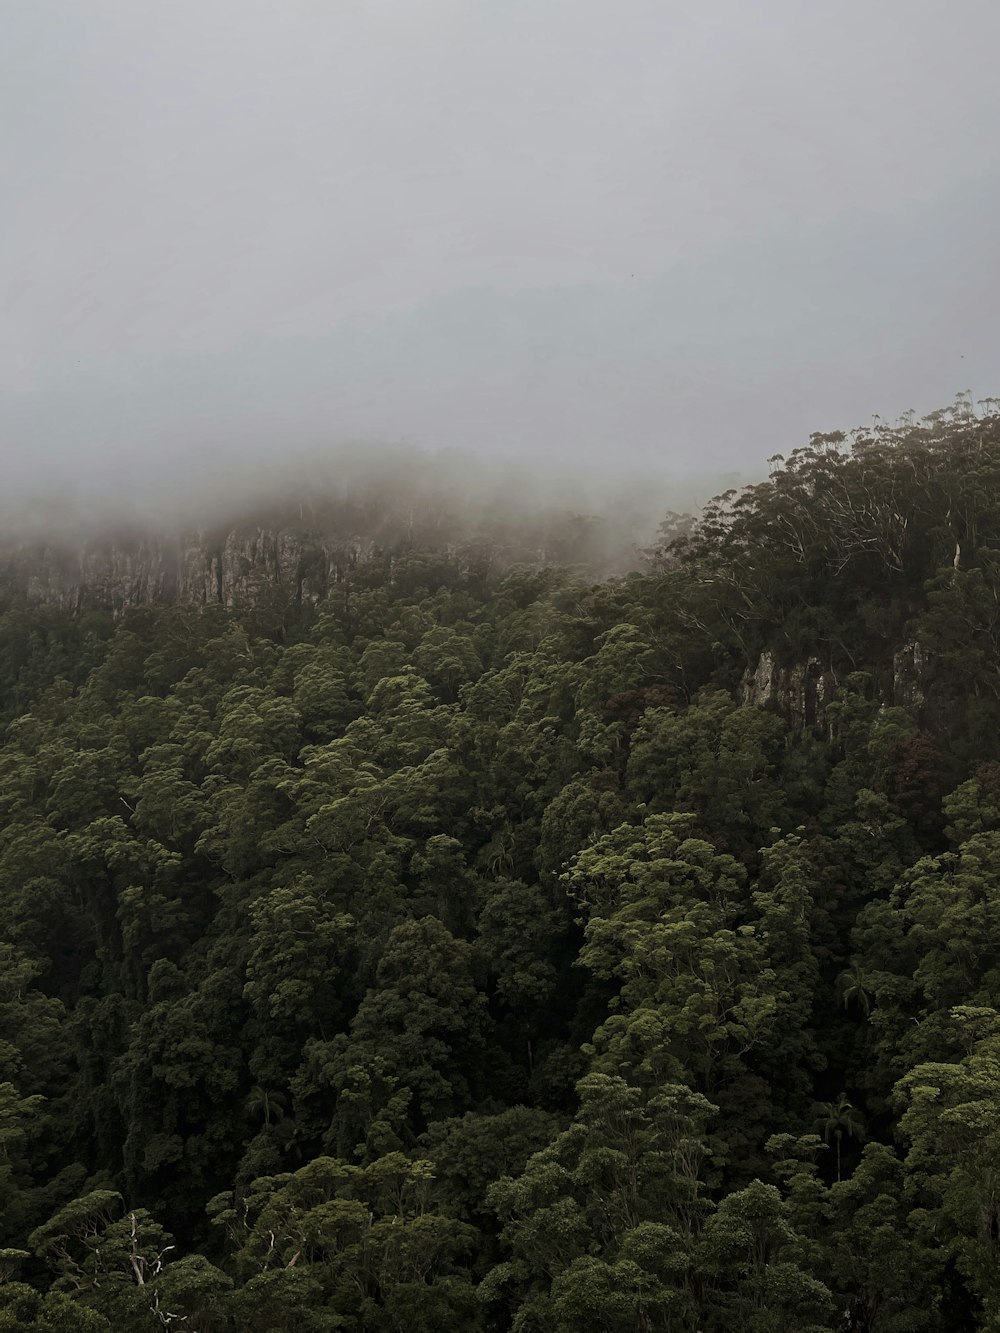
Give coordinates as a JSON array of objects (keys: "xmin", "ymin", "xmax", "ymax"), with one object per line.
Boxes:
[{"xmin": 2, "ymin": 0, "xmax": 998, "ymax": 505}]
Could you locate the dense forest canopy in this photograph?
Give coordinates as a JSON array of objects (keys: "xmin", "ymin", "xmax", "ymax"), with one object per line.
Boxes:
[{"xmin": 3, "ymin": 399, "xmax": 1000, "ymax": 1329}]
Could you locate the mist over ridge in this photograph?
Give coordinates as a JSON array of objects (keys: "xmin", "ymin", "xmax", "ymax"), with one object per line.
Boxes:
[{"xmin": 0, "ymin": 441, "xmax": 752, "ymax": 601}]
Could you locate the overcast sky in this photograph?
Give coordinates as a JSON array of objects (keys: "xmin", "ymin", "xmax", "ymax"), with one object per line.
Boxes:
[{"xmin": 2, "ymin": 0, "xmax": 999, "ymax": 510}]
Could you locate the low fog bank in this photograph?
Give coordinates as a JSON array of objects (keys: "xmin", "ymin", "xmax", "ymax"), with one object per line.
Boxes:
[{"xmin": 0, "ymin": 439, "xmax": 748, "ymax": 577}]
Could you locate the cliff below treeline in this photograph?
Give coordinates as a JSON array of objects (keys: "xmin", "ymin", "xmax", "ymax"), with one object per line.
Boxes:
[
  {"xmin": 0, "ymin": 447, "xmax": 708, "ymax": 614},
  {"xmin": 0, "ymin": 503, "xmax": 656, "ymax": 615},
  {"xmin": 0, "ymin": 527, "xmax": 376, "ymax": 615},
  {"xmin": 0, "ymin": 461, "xmax": 689, "ymax": 614},
  {"xmin": 737, "ymin": 640, "xmax": 955, "ymax": 737}
]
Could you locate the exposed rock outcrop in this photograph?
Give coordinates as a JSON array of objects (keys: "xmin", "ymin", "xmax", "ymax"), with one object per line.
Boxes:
[
  {"xmin": 738, "ymin": 650, "xmax": 837, "ymax": 730},
  {"xmin": 891, "ymin": 640, "xmax": 927, "ymax": 715},
  {"xmin": 739, "ymin": 638, "xmax": 945, "ymax": 732}
]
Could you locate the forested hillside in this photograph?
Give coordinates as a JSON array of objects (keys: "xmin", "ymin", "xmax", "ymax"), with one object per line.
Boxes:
[{"xmin": 3, "ymin": 399, "xmax": 1000, "ymax": 1330}]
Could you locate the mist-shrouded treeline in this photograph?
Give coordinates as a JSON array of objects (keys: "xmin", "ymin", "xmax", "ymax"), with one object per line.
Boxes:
[
  {"xmin": 3, "ymin": 397, "xmax": 1000, "ymax": 1330},
  {"xmin": 0, "ymin": 440, "xmax": 742, "ymax": 585}
]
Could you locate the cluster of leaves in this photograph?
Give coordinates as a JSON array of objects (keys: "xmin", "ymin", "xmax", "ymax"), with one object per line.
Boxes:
[{"xmin": 0, "ymin": 402, "xmax": 999, "ymax": 1328}]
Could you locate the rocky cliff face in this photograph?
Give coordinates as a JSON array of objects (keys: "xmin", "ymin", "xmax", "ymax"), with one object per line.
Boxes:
[
  {"xmin": 739, "ymin": 640, "xmax": 939, "ymax": 731},
  {"xmin": 738, "ymin": 650, "xmax": 838, "ymax": 730},
  {"xmin": 890, "ymin": 640, "xmax": 927, "ymax": 715},
  {"xmin": 0, "ymin": 526, "xmax": 376, "ymax": 615}
]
